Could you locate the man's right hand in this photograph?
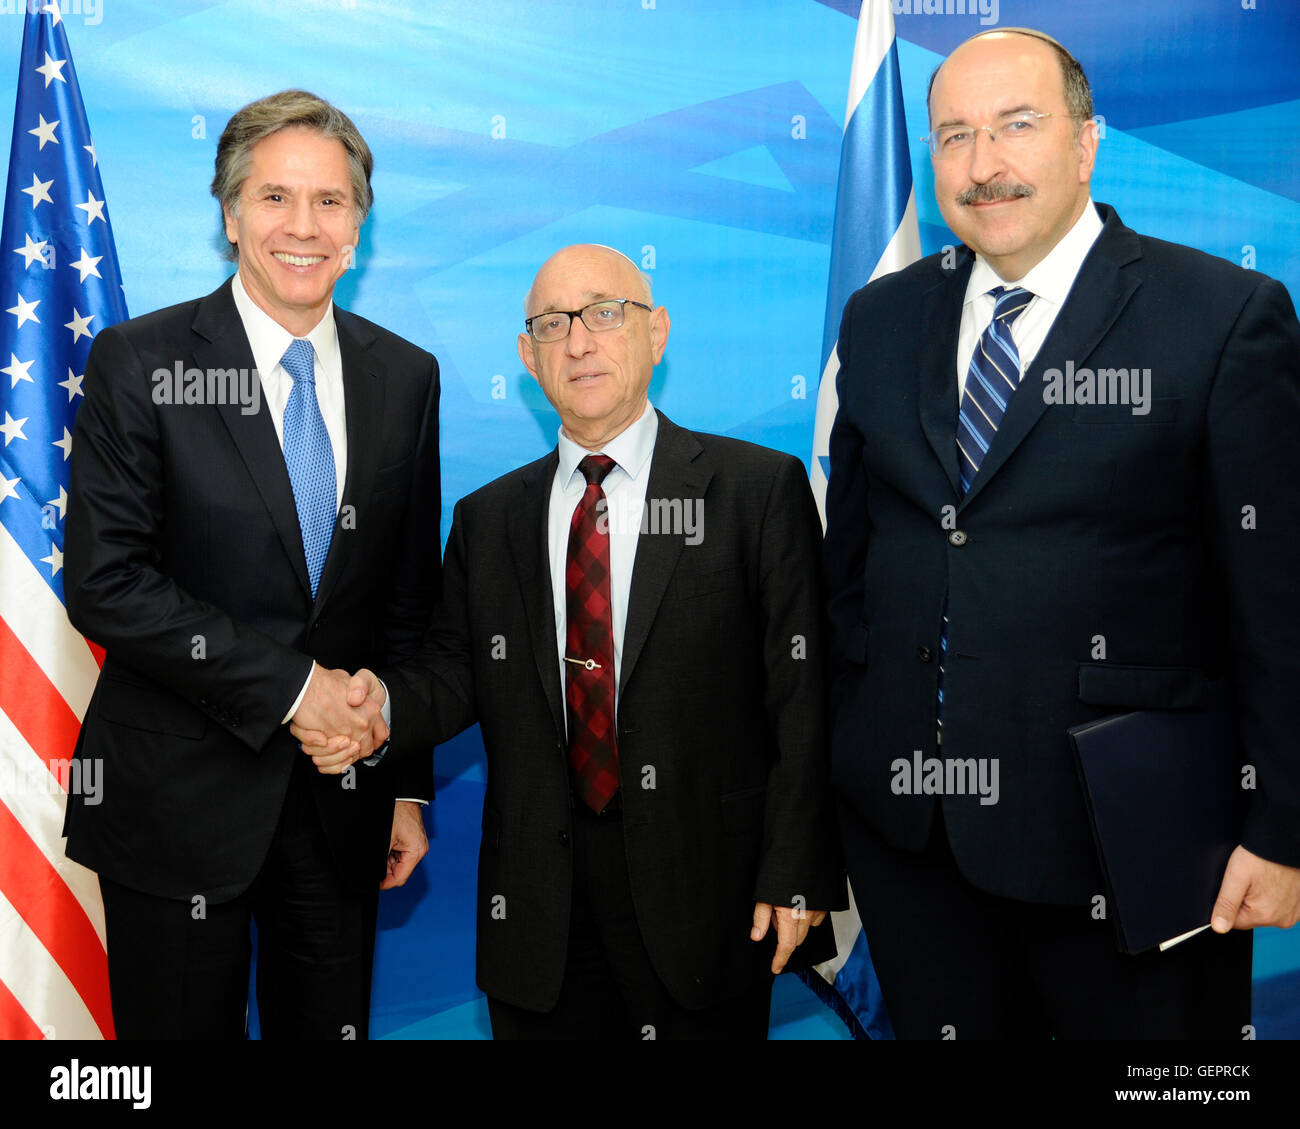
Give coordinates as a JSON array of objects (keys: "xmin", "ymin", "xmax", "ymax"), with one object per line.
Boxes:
[{"xmin": 290, "ymin": 664, "xmax": 388, "ymax": 774}]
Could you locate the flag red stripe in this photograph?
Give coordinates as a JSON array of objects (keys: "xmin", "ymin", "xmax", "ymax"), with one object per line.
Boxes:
[
  {"xmin": 0, "ymin": 619, "xmax": 113, "ymax": 1037},
  {"xmin": 0, "ymin": 800, "xmax": 115, "ymax": 1038},
  {"xmin": 0, "ymin": 974, "xmax": 45, "ymax": 1040},
  {"xmin": 0, "ymin": 615, "xmax": 84, "ymax": 774}
]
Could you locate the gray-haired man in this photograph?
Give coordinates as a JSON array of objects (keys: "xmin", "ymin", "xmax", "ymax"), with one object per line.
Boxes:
[{"xmin": 64, "ymin": 90, "xmax": 440, "ymax": 1039}]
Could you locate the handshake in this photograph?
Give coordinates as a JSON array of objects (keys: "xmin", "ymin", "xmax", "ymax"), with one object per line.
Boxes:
[{"xmin": 290, "ymin": 662, "xmax": 389, "ymax": 773}]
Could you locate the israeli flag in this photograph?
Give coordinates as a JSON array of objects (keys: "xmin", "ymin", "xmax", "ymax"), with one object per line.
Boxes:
[
  {"xmin": 803, "ymin": 0, "xmax": 921, "ymax": 1041},
  {"xmin": 810, "ymin": 0, "xmax": 922, "ymax": 519}
]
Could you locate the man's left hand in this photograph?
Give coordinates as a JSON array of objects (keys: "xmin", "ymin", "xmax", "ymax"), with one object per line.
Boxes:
[
  {"xmin": 1211, "ymin": 844, "xmax": 1300, "ymax": 932},
  {"xmin": 751, "ymin": 902, "xmax": 829, "ymax": 974},
  {"xmin": 293, "ymin": 668, "xmax": 387, "ymax": 774},
  {"xmin": 382, "ymin": 800, "xmax": 428, "ymax": 890}
]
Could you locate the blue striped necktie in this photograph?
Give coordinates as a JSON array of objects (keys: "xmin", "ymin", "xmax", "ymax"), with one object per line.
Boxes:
[
  {"xmin": 957, "ymin": 286, "xmax": 1032, "ymax": 491},
  {"xmin": 938, "ymin": 286, "xmax": 1032, "ymax": 740},
  {"xmin": 280, "ymin": 338, "xmax": 336, "ymax": 597}
]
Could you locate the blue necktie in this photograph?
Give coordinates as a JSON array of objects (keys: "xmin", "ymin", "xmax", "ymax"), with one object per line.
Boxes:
[
  {"xmin": 956, "ymin": 286, "xmax": 1032, "ymax": 492},
  {"xmin": 938, "ymin": 287, "xmax": 1032, "ymax": 739},
  {"xmin": 281, "ymin": 338, "xmax": 336, "ymax": 597}
]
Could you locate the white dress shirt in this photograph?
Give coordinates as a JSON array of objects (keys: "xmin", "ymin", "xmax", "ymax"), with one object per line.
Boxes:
[
  {"xmin": 548, "ymin": 400, "xmax": 659, "ymax": 728},
  {"xmin": 231, "ymin": 272, "xmax": 348, "ymax": 507},
  {"xmin": 230, "ymin": 274, "xmax": 348, "ymax": 724},
  {"xmin": 956, "ymin": 199, "xmax": 1104, "ymax": 399}
]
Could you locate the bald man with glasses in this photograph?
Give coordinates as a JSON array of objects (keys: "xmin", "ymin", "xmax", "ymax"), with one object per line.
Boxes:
[{"xmin": 299, "ymin": 243, "xmax": 844, "ymax": 1039}]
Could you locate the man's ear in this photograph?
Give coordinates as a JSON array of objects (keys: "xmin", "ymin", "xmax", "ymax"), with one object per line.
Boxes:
[
  {"xmin": 222, "ymin": 204, "xmax": 238, "ymax": 248},
  {"xmin": 517, "ymin": 332, "xmax": 539, "ymax": 379},
  {"xmin": 1075, "ymin": 116, "xmax": 1100, "ymax": 185},
  {"xmin": 649, "ymin": 307, "xmax": 670, "ymax": 366}
]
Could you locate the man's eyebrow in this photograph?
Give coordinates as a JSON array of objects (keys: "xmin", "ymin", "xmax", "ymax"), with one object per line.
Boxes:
[
  {"xmin": 535, "ymin": 291, "xmax": 619, "ymax": 314},
  {"xmin": 931, "ymin": 104, "xmax": 1042, "ymax": 131},
  {"xmin": 250, "ymin": 182, "xmax": 350, "ymax": 198}
]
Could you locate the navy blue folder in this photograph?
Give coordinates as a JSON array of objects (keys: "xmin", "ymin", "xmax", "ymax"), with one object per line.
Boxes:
[{"xmin": 1068, "ymin": 687, "xmax": 1247, "ymax": 955}]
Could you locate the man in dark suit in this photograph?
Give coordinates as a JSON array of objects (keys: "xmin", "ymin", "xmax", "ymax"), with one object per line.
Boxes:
[
  {"xmin": 301, "ymin": 243, "xmax": 843, "ymax": 1038},
  {"xmin": 63, "ymin": 90, "xmax": 440, "ymax": 1039},
  {"xmin": 825, "ymin": 29, "xmax": 1300, "ymax": 1038}
]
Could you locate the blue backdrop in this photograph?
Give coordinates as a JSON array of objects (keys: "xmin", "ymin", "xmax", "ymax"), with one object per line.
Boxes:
[{"xmin": 4, "ymin": 0, "xmax": 1295, "ymax": 1038}]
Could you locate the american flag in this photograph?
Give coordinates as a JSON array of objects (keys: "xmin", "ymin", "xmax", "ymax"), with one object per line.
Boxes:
[{"xmin": 0, "ymin": 3, "xmax": 126, "ymax": 1039}]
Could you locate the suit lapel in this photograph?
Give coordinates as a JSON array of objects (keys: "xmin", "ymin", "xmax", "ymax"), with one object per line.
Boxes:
[
  {"xmin": 193, "ymin": 279, "xmax": 312, "ymax": 598},
  {"xmin": 507, "ymin": 449, "xmax": 566, "ymax": 738},
  {"xmin": 961, "ymin": 205, "xmax": 1144, "ymax": 508},
  {"xmin": 619, "ymin": 413, "xmax": 711, "ymax": 699},
  {"xmin": 312, "ymin": 310, "xmax": 385, "ymax": 611},
  {"xmin": 917, "ymin": 254, "xmax": 974, "ymax": 499},
  {"xmin": 511, "ymin": 413, "xmax": 712, "ymax": 731}
]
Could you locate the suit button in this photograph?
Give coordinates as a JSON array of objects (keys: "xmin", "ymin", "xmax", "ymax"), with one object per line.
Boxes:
[
  {"xmin": 558, "ymin": 830, "xmax": 570, "ymax": 847},
  {"xmin": 948, "ymin": 530, "xmax": 968, "ymax": 546},
  {"xmin": 917, "ymin": 646, "xmax": 932, "ymax": 662}
]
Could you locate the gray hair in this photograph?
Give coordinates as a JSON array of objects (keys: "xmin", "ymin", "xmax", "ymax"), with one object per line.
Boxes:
[
  {"xmin": 212, "ymin": 90, "xmax": 374, "ymax": 261},
  {"xmin": 927, "ymin": 28, "xmax": 1094, "ymax": 132}
]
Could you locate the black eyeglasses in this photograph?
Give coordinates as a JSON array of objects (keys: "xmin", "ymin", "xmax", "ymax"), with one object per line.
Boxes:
[{"xmin": 525, "ymin": 299, "xmax": 652, "ymax": 343}]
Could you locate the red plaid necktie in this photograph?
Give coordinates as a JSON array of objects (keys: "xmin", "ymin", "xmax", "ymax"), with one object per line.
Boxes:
[{"xmin": 565, "ymin": 454, "xmax": 619, "ymax": 812}]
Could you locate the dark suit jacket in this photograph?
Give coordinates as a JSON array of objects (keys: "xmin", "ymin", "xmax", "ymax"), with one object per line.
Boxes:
[
  {"xmin": 63, "ymin": 277, "xmax": 441, "ymax": 903},
  {"xmin": 383, "ymin": 411, "xmax": 844, "ymax": 1012},
  {"xmin": 825, "ymin": 203, "xmax": 1300, "ymax": 905}
]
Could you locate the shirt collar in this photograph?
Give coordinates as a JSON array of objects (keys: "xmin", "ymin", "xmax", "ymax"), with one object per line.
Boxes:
[
  {"xmin": 965, "ymin": 198, "xmax": 1103, "ymax": 308},
  {"xmin": 556, "ymin": 400, "xmax": 658, "ymax": 489},
  {"xmin": 231, "ymin": 270, "xmax": 340, "ymax": 378}
]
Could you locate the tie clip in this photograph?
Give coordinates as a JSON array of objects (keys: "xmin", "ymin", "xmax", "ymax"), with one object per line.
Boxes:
[{"xmin": 564, "ymin": 656, "xmax": 603, "ymax": 671}]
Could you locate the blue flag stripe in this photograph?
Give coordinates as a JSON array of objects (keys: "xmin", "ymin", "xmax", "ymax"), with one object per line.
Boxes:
[{"xmin": 819, "ymin": 39, "xmax": 913, "ymax": 362}]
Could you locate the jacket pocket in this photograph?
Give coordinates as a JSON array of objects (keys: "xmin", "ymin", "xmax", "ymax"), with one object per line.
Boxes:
[
  {"xmin": 721, "ymin": 785, "xmax": 766, "ymax": 835},
  {"xmin": 1077, "ymin": 663, "xmax": 1208, "ymax": 709},
  {"xmin": 95, "ymin": 672, "xmax": 206, "ymax": 739},
  {"xmin": 1072, "ymin": 397, "xmax": 1180, "ymax": 424},
  {"xmin": 673, "ymin": 562, "xmax": 745, "ymax": 601},
  {"xmin": 372, "ymin": 455, "xmax": 413, "ymax": 491}
]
